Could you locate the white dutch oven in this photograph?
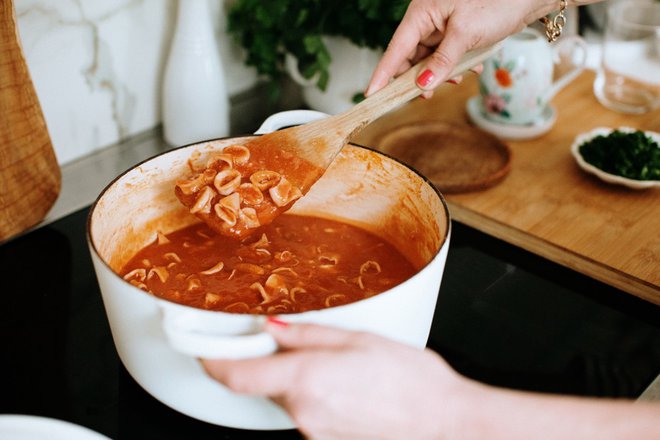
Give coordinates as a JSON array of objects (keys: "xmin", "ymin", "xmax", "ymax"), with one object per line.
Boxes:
[{"xmin": 87, "ymin": 111, "xmax": 451, "ymax": 430}]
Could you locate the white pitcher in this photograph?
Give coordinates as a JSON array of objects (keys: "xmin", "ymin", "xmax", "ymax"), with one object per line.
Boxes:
[{"xmin": 479, "ymin": 27, "xmax": 587, "ymax": 126}]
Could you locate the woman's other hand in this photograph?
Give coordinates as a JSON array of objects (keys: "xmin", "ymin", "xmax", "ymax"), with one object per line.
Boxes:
[{"xmin": 202, "ymin": 321, "xmax": 469, "ymax": 439}]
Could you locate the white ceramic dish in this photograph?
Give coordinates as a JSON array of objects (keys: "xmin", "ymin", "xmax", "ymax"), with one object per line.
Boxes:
[
  {"xmin": 570, "ymin": 126, "xmax": 660, "ymax": 190},
  {"xmin": 87, "ymin": 110, "xmax": 452, "ymax": 430},
  {"xmin": 466, "ymin": 96, "xmax": 557, "ymax": 140},
  {"xmin": 0, "ymin": 415, "xmax": 109, "ymax": 440}
]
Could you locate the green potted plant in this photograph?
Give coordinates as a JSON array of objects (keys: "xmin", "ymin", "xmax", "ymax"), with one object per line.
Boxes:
[{"xmin": 227, "ymin": 0, "xmax": 409, "ymax": 113}]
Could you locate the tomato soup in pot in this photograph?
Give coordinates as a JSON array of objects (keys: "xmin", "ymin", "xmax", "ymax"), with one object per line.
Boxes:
[{"xmin": 87, "ymin": 110, "xmax": 451, "ymax": 430}]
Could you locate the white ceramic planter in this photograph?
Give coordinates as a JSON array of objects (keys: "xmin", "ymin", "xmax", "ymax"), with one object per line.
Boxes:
[
  {"xmin": 286, "ymin": 37, "xmax": 381, "ymax": 114},
  {"xmin": 87, "ymin": 110, "xmax": 451, "ymax": 430}
]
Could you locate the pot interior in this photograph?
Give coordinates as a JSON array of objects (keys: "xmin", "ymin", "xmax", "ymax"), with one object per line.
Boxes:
[{"xmin": 89, "ymin": 139, "xmax": 449, "ymax": 275}]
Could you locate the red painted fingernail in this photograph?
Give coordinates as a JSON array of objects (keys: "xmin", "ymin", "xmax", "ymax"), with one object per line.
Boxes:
[
  {"xmin": 447, "ymin": 78, "xmax": 459, "ymax": 85},
  {"xmin": 267, "ymin": 317, "xmax": 289, "ymax": 327},
  {"xmin": 416, "ymin": 69, "xmax": 435, "ymax": 88}
]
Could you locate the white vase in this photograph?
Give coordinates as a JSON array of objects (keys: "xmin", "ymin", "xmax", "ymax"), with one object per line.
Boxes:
[
  {"xmin": 285, "ymin": 36, "xmax": 382, "ymax": 114},
  {"xmin": 162, "ymin": 0, "xmax": 229, "ymax": 146}
]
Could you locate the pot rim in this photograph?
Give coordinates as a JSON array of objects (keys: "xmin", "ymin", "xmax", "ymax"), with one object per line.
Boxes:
[{"xmin": 85, "ymin": 133, "xmax": 452, "ymax": 316}]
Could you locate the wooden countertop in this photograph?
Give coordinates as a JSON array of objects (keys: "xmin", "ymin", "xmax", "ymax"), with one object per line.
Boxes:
[{"xmin": 354, "ymin": 70, "xmax": 660, "ymax": 305}]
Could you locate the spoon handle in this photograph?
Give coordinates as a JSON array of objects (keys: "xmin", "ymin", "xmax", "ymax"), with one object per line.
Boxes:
[
  {"xmin": 286, "ymin": 43, "xmax": 502, "ymax": 172},
  {"xmin": 335, "ymin": 44, "xmax": 502, "ymax": 139}
]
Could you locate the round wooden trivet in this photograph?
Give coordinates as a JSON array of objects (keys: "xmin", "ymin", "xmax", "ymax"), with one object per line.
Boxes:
[{"xmin": 374, "ymin": 122, "xmax": 512, "ymax": 193}]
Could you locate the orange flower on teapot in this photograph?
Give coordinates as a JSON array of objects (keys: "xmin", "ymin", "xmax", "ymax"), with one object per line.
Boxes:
[{"xmin": 494, "ymin": 67, "xmax": 513, "ymax": 88}]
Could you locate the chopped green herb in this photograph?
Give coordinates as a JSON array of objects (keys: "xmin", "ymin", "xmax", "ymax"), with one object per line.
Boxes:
[{"xmin": 578, "ymin": 130, "xmax": 660, "ymax": 181}]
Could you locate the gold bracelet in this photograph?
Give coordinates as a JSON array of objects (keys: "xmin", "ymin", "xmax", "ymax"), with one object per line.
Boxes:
[{"xmin": 540, "ymin": 0, "xmax": 567, "ymax": 42}]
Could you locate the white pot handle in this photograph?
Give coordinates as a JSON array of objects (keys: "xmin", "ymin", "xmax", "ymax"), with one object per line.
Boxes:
[
  {"xmin": 161, "ymin": 308, "xmax": 278, "ymax": 359},
  {"xmin": 255, "ymin": 110, "xmax": 329, "ymax": 135}
]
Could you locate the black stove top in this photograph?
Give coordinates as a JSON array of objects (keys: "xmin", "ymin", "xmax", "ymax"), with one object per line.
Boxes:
[{"xmin": 1, "ymin": 207, "xmax": 659, "ymax": 439}]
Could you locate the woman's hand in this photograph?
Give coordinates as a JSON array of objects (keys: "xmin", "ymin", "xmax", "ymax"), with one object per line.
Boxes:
[
  {"xmin": 366, "ymin": 0, "xmax": 558, "ymax": 97},
  {"xmin": 202, "ymin": 321, "xmax": 470, "ymax": 439}
]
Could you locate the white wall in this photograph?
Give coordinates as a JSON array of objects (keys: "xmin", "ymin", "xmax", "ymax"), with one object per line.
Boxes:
[{"xmin": 15, "ymin": 0, "xmax": 257, "ymax": 165}]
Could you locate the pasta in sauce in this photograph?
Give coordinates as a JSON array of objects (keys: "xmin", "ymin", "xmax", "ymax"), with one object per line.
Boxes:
[
  {"xmin": 175, "ymin": 138, "xmax": 323, "ymax": 239},
  {"xmin": 120, "ymin": 215, "xmax": 417, "ymax": 314}
]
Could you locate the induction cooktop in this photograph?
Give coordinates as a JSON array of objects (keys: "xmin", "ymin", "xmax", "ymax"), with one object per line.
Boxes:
[{"xmin": 1, "ymin": 206, "xmax": 659, "ymax": 439}]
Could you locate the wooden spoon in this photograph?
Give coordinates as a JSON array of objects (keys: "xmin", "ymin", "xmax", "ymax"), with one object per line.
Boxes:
[
  {"xmin": 250, "ymin": 45, "xmax": 501, "ymax": 190},
  {"xmin": 177, "ymin": 45, "xmax": 500, "ymax": 238}
]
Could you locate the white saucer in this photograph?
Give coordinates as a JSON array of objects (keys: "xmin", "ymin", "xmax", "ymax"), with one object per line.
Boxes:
[{"xmin": 466, "ymin": 96, "xmax": 557, "ymax": 141}]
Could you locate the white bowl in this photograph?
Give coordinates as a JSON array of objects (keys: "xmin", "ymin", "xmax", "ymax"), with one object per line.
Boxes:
[
  {"xmin": 570, "ymin": 126, "xmax": 660, "ymax": 189},
  {"xmin": 0, "ymin": 415, "xmax": 109, "ymax": 440},
  {"xmin": 87, "ymin": 110, "xmax": 451, "ymax": 430}
]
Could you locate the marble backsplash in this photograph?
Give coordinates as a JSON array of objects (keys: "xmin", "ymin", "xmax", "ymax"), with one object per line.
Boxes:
[{"xmin": 15, "ymin": 0, "xmax": 257, "ymax": 165}]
